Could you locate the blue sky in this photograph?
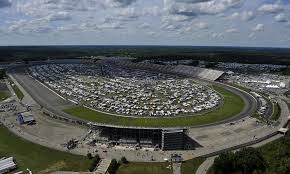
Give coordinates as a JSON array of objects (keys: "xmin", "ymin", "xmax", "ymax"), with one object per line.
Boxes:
[{"xmin": 0, "ymin": 0, "xmax": 290, "ymax": 47}]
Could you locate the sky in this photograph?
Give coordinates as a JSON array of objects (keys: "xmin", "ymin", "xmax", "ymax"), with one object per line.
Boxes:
[{"xmin": 0, "ymin": 0, "xmax": 290, "ymax": 47}]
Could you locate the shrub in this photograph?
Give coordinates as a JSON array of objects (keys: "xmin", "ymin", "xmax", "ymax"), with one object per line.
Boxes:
[
  {"xmin": 120, "ymin": 156, "xmax": 128, "ymax": 164},
  {"xmin": 87, "ymin": 153, "xmax": 93, "ymax": 159}
]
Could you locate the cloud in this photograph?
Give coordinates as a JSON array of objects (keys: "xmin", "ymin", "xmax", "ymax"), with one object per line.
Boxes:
[
  {"xmin": 146, "ymin": 31, "xmax": 158, "ymax": 37},
  {"xmin": 227, "ymin": 11, "xmax": 255, "ymax": 21},
  {"xmin": 57, "ymin": 21, "xmax": 103, "ymax": 32},
  {"xmin": 46, "ymin": 11, "xmax": 72, "ymax": 21},
  {"xmin": 248, "ymin": 32, "xmax": 255, "ymax": 38},
  {"xmin": 139, "ymin": 22, "xmax": 150, "ymax": 29},
  {"xmin": 211, "ymin": 32, "xmax": 223, "ymax": 38},
  {"xmin": 99, "ymin": 20, "xmax": 124, "ymax": 30},
  {"xmin": 195, "ymin": 22, "xmax": 209, "ymax": 29},
  {"xmin": 0, "ymin": 0, "xmax": 11, "ymax": 8},
  {"xmin": 226, "ymin": 28, "xmax": 238, "ymax": 33},
  {"xmin": 117, "ymin": 7, "xmax": 140, "ymax": 20},
  {"xmin": 101, "ymin": 0, "xmax": 136, "ymax": 8},
  {"xmin": 17, "ymin": 0, "xmax": 90, "ymax": 17},
  {"xmin": 164, "ymin": 0, "xmax": 244, "ymax": 18},
  {"xmin": 174, "ymin": 0, "xmax": 212, "ymax": 3},
  {"xmin": 258, "ymin": 3, "xmax": 283, "ymax": 13},
  {"xmin": 227, "ymin": 12, "xmax": 239, "ymax": 20},
  {"xmin": 240, "ymin": 11, "xmax": 255, "ymax": 21},
  {"xmin": 161, "ymin": 23, "xmax": 182, "ymax": 31},
  {"xmin": 8, "ymin": 19, "xmax": 53, "ymax": 34},
  {"xmin": 252, "ymin": 24, "xmax": 264, "ymax": 32},
  {"xmin": 275, "ymin": 13, "xmax": 287, "ymax": 22}
]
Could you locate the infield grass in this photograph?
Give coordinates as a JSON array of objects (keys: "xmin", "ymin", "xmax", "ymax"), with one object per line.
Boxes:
[
  {"xmin": 181, "ymin": 157, "xmax": 205, "ymax": 174},
  {"xmin": 0, "ymin": 126, "xmax": 91, "ymax": 174},
  {"xmin": 116, "ymin": 162, "xmax": 172, "ymax": 174},
  {"xmin": 271, "ymin": 102, "xmax": 281, "ymax": 121},
  {"xmin": 9, "ymin": 79, "xmax": 24, "ymax": 100},
  {"xmin": 0, "ymin": 91, "xmax": 10, "ymax": 101},
  {"xmin": 63, "ymin": 85, "xmax": 245, "ymax": 127}
]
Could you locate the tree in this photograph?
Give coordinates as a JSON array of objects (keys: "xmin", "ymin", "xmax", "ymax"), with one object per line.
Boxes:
[
  {"xmin": 213, "ymin": 152, "xmax": 235, "ymax": 174},
  {"xmin": 0, "ymin": 69, "xmax": 6, "ymax": 79},
  {"xmin": 89, "ymin": 161, "xmax": 96, "ymax": 172},
  {"xmin": 87, "ymin": 153, "xmax": 93, "ymax": 159},
  {"xmin": 108, "ymin": 159, "xmax": 119, "ymax": 174},
  {"xmin": 94, "ymin": 154, "xmax": 100, "ymax": 161},
  {"xmin": 88, "ymin": 154, "xmax": 101, "ymax": 172},
  {"xmin": 235, "ymin": 148, "xmax": 267, "ymax": 174},
  {"xmin": 276, "ymin": 157, "xmax": 290, "ymax": 174},
  {"xmin": 120, "ymin": 156, "xmax": 128, "ymax": 164},
  {"xmin": 213, "ymin": 148, "xmax": 266, "ymax": 174}
]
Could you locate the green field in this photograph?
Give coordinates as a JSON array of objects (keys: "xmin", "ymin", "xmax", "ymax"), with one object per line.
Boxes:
[
  {"xmin": 181, "ymin": 157, "xmax": 205, "ymax": 174},
  {"xmin": 271, "ymin": 102, "xmax": 281, "ymax": 121},
  {"xmin": 64, "ymin": 85, "xmax": 245, "ymax": 127},
  {"xmin": 229, "ymin": 83, "xmax": 252, "ymax": 93},
  {"xmin": 9, "ymin": 80, "xmax": 24, "ymax": 100},
  {"xmin": 116, "ymin": 162, "xmax": 172, "ymax": 174},
  {"xmin": 0, "ymin": 91, "xmax": 10, "ymax": 101},
  {"xmin": 0, "ymin": 126, "xmax": 91, "ymax": 174}
]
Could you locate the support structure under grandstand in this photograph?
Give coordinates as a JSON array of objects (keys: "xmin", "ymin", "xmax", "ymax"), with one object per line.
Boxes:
[
  {"xmin": 92, "ymin": 126, "xmax": 188, "ymax": 150},
  {"xmin": 42, "ymin": 109, "xmax": 191, "ymax": 150}
]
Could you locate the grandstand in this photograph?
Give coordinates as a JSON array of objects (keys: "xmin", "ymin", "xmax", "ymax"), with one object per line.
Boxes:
[{"xmin": 111, "ymin": 59, "xmax": 224, "ymax": 81}]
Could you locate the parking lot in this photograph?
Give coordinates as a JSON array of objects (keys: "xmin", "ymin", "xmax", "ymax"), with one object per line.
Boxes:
[{"xmin": 29, "ymin": 63, "xmax": 222, "ymax": 117}]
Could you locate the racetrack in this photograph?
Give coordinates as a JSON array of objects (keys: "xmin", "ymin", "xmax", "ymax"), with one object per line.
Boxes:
[{"xmin": 8, "ymin": 64, "xmax": 258, "ymax": 129}]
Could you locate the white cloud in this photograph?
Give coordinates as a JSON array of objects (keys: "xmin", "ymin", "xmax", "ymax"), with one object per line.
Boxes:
[
  {"xmin": 275, "ymin": 13, "xmax": 287, "ymax": 22},
  {"xmin": 226, "ymin": 28, "xmax": 238, "ymax": 33},
  {"xmin": 258, "ymin": 3, "xmax": 283, "ymax": 13},
  {"xmin": 227, "ymin": 12, "xmax": 239, "ymax": 20},
  {"xmin": 139, "ymin": 22, "xmax": 150, "ymax": 29},
  {"xmin": 240, "ymin": 11, "xmax": 255, "ymax": 21},
  {"xmin": 46, "ymin": 11, "xmax": 71, "ymax": 21},
  {"xmin": 8, "ymin": 18, "xmax": 53, "ymax": 34},
  {"xmin": 164, "ymin": 0, "xmax": 244, "ymax": 17},
  {"xmin": 227, "ymin": 11, "xmax": 255, "ymax": 21},
  {"xmin": 117, "ymin": 7, "xmax": 140, "ymax": 20},
  {"xmin": 99, "ymin": 21, "xmax": 124, "ymax": 30},
  {"xmin": 248, "ymin": 32, "xmax": 255, "ymax": 38},
  {"xmin": 175, "ymin": 0, "xmax": 212, "ymax": 3},
  {"xmin": 101, "ymin": 0, "xmax": 136, "ymax": 8},
  {"xmin": 142, "ymin": 6, "xmax": 161, "ymax": 16},
  {"xmin": 195, "ymin": 22, "xmax": 209, "ymax": 29},
  {"xmin": 146, "ymin": 31, "xmax": 158, "ymax": 37},
  {"xmin": 252, "ymin": 24, "xmax": 264, "ymax": 32},
  {"xmin": 211, "ymin": 32, "xmax": 223, "ymax": 38}
]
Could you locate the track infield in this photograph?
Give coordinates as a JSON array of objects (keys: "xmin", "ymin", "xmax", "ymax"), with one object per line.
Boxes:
[{"xmin": 63, "ymin": 85, "xmax": 245, "ymax": 128}]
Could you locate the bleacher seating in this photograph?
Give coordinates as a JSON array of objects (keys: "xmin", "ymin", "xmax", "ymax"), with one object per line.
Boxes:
[{"xmin": 114, "ymin": 60, "xmax": 224, "ymax": 81}]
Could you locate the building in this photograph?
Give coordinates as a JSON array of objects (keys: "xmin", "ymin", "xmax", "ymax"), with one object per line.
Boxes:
[
  {"xmin": 0, "ymin": 157, "xmax": 16, "ymax": 174},
  {"xmin": 90, "ymin": 125, "xmax": 189, "ymax": 150},
  {"xmin": 17, "ymin": 112, "xmax": 35, "ymax": 125},
  {"xmin": 162, "ymin": 129, "xmax": 185, "ymax": 150}
]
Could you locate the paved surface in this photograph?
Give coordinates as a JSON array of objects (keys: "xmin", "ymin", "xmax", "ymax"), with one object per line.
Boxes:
[
  {"xmin": 172, "ymin": 162, "xmax": 181, "ymax": 174},
  {"xmin": 1, "ymin": 64, "xmax": 288, "ymax": 164},
  {"xmin": 196, "ymin": 156, "xmax": 216, "ymax": 174},
  {"xmin": 94, "ymin": 159, "xmax": 111, "ymax": 174},
  {"xmin": 8, "ymin": 65, "xmax": 257, "ymax": 129},
  {"xmin": 51, "ymin": 172, "xmax": 93, "ymax": 174},
  {"xmin": 195, "ymin": 98, "xmax": 289, "ymax": 174}
]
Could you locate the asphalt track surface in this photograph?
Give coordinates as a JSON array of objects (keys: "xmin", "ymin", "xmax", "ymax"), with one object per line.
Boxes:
[{"xmin": 8, "ymin": 65, "xmax": 258, "ymax": 129}]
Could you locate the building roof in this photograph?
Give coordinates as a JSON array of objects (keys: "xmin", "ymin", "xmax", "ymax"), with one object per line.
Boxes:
[{"xmin": 278, "ymin": 128, "xmax": 289, "ymax": 134}]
